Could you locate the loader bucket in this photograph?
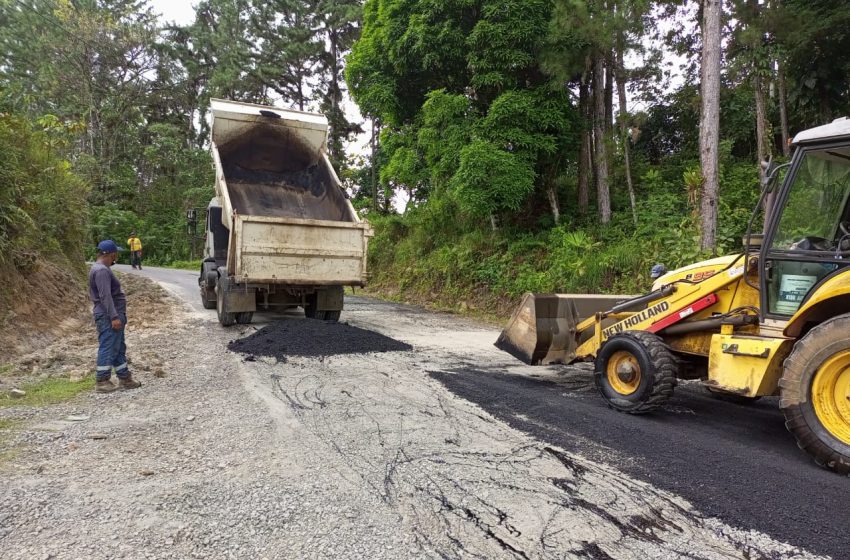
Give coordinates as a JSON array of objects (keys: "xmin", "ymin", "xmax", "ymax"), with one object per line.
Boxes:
[{"xmin": 495, "ymin": 293, "xmax": 628, "ymax": 365}]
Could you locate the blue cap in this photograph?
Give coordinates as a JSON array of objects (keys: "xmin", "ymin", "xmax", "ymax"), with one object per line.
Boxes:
[
  {"xmin": 650, "ymin": 264, "xmax": 667, "ymax": 279},
  {"xmin": 96, "ymin": 240, "xmax": 119, "ymax": 254}
]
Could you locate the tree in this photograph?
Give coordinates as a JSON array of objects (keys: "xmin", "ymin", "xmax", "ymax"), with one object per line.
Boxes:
[
  {"xmin": 593, "ymin": 56, "xmax": 612, "ymax": 224},
  {"xmin": 699, "ymin": 0, "xmax": 722, "ymax": 252},
  {"xmin": 313, "ymin": 0, "xmax": 364, "ymax": 169}
]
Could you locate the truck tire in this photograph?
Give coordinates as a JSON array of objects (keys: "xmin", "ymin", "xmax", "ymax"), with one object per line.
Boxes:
[
  {"xmin": 202, "ymin": 288, "xmax": 217, "ymax": 310},
  {"xmin": 236, "ymin": 312, "xmax": 253, "ymax": 324},
  {"xmin": 304, "ymin": 293, "xmax": 319, "ymax": 319},
  {"xmin": 200, "ymin": 262, "xmax": 217, "ymax": 309},
  {"xmin": 216, "ymin": 275, "xmax": 236, "ymax": 327},
  {"xmin": 304, "ymin": 291, "xmax": 343, "ymax": 321},
  {"xmin": 323, "ymin": 310, "xmax": 341, "ymax": 322},
  {"xmin": 780, "ymin": 313, "xmax": 850, "ymax": 474},
  {"xmin": 594, "ymin": 331, "xmax": 677, "ymax": 414}
]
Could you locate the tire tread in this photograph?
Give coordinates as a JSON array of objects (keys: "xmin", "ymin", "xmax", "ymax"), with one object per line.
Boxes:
[{"xmin": 595, "ymin": 330, "xmax": 678, "ymax": 415}]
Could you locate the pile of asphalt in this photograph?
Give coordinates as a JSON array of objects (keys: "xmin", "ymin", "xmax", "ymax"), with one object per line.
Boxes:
[{"xmin": 228, "ymin": 319, "xmax": 413, "ymax": 359}]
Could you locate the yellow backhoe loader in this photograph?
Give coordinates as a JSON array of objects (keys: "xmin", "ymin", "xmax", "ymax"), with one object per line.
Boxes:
[{"xmin": 496, "ymin": 117, "xmax": 850, "ymax": 474}]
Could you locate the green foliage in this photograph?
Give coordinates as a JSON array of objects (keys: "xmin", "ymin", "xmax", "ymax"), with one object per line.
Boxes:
[
  {"xmin": 451, "ymin": 140, "xmax": 536, "ymax": 218},
  {"xmin": 164, "ymin": 259, "xmax": 203, "ymax": 271},
  {"xmin": 0, "ymin": 376, "xmax": 95, "ymax": 408},
  {"xmin": 367, "ymin": 153, "xmax": 765, "ymax": 311},
  {"xmin": 0, "ymin": 114, "xmax": 89, "ymax": 268}
]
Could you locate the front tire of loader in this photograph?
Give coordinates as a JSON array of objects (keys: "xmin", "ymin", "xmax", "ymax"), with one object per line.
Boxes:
[
  {"xmin": 780, "ymin": 314, "xmax": 850, "ymax": 475},
  {"xmin": 594, "ymin": 331, "xmax": 677, "ymax": 414}
]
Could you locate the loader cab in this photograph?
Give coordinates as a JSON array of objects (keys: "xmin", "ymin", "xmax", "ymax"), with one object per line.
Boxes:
[{"xmin": 760, "ymin": 120, "xmax": 850, "ymax": 320}]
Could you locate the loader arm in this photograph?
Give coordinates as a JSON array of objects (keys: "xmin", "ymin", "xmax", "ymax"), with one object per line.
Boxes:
[{"xmin": 497, "ymin": 256, "xmax": 752, "ymax": 365}]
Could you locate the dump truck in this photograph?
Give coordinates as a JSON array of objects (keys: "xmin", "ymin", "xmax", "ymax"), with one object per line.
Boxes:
[
  {"xmin": 497, "ymin": 117, "xmax": 850, "ymax": 474},
  {"xmin": 198, "ymin": 99, "xmax": 372, "ymax": 326}
]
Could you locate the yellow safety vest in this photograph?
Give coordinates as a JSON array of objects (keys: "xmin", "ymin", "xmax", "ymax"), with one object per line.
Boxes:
[{"xmin": 127, "ymin": 237, "xmax": 142, "ymax": 251}]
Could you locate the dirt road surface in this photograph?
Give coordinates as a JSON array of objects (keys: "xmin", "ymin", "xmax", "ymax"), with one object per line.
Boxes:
[{"xmin": 0, "ymin": 265, "xmax": 843, "ymax": 559}]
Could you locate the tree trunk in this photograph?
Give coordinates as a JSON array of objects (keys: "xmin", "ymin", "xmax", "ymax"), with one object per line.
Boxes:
[
  {"xmin": 546, "ymin": 175, "xmax": 560, "ymax": 225},
  {"xmin": 615, "ymin": 38, "xmax": 637, "ymax": 225},
  {"xmin": 755, "ymin": 73, "xmax": 770, "ymax": 175},
  {"xmin": 699, "ymin": 0, "xmax": 722, "ymax": 253},
  {"xmin": 593, "ymin": 55, "xmax": 611, "ymax": 224},
  {"xmin": 327, "ymin": 27, "xmax": 344, "ymax": 170},
  {"xmin": 578, "ymin": 62, "xmax": 591, "ymax": 215},
  {"xmin": 604, "ymin": 58, "xmax": 614, "ymax": 133},
  {"xmin": 371, "ymin": 118, "xmax": 379, "ymax": 213},
  {"xmin": 778, "ymin": 60, "xmax": 791, "ymax": 157},
  {"xmin": 755, "ymin": 72, "xmax": 776, "ymax": 231}
]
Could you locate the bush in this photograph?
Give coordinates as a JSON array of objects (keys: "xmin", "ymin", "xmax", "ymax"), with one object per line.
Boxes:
[
  {"xmin": 0, "ymin": 113, "xmax": 89, "ymax": 269},
  {"xmin": 365, "ymin": 157, "xmax": 764, "ymax": 314}
]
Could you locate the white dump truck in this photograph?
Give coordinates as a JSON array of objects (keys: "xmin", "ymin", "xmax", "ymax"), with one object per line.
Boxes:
[{"xmin": 198, "ymin": 99, "xmax": 372, "ymax": 326}]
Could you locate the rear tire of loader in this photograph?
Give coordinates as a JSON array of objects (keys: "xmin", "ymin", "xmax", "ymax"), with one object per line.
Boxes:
[
  {"xmin": 780, "ymin": 314, "xmax": 850, "ymax": 475},
  {"xmin": 594, "ymin": 331, "xmax": 677, "ymax": 414}
]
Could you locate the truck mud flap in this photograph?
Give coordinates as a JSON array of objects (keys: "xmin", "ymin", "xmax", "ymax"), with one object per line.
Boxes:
[{"xmin": 224, "ymin": 287, "xmax": 257, "ymax": 313}]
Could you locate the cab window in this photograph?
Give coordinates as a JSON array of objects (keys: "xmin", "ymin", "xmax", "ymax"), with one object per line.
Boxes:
[
  {"xmin": 766, "ymin": 146, "xmax": 850, "ymax": 316},
  {"xmin": 770, "ymin": 148, "xmax": 850, "ymax": 252}
]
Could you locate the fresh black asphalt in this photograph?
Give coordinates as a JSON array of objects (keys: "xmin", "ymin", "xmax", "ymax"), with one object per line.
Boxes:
[
  {"xmin": 228, "ymin": 318, "xmax": 413, "ymax": 358},
  {"xmin": 431, "ymin": 367, "xmax": 849, "ymax": 559}
]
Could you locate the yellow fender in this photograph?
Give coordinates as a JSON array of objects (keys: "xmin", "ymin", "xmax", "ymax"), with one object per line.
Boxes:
[{"xmin": 784, "ymin": 270, "xmax": 850, "ymax": 337}]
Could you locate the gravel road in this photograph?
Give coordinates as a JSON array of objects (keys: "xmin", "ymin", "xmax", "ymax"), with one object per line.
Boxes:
[{"xmin": 0, "ymin": 266, "xmax": 836, "ymax": 559}]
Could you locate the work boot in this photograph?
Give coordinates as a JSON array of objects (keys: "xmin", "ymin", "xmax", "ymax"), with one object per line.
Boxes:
[
  {"xmin": 118, "ymin": 375, "xmax": 141, "ymax": 390},
  {"xmin": 95, "ymin": 379, "xmax": 118, "ymax": 393}
]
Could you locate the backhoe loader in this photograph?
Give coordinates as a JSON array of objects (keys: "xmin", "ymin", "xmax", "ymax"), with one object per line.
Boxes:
[{"xmin": 496, "ymin": 117, "xmax": 850, "ymax": 474}]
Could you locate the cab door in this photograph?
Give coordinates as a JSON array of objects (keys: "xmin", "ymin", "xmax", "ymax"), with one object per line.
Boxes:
[{"xmin": 760, "ymin": 142, "xmax": 850, "ymax": 320}]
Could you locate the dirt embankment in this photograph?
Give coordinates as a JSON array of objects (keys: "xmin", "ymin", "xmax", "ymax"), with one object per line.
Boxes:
[{"xmin": 0, "ymin": 266, "xmax": 178, "ymax": 391}]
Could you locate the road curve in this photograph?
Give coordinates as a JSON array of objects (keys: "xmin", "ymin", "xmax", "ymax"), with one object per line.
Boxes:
[{"xmin": 129, "ymin": 265, "xmax": 846, "ymax": 559}]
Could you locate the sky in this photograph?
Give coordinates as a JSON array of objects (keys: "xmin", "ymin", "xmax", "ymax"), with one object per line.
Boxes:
[{"xmin": 150, "ymin": 0, "xmax": 196, "ymax": 25}]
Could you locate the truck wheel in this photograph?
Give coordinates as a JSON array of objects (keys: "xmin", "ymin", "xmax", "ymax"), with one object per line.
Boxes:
[
  {"xmin": 216, "ymin": 277, "xmax": 236, "ymax": 327},
  {"xmin": 201, "ymin": 288, "xmax": 217, "ymax": 310},
  {"xmin": 200, "ymin": 262, "xmax": 217, "ymax": 309},
  {"xmin": 594, "ymin": 331, "xmax": 677, "ymax": 414},
  {"xmin": 304, "ymin": 294, "xmax": 319, "ymax": 319},
  {"xmin": 780, "ymin": 314, "xmax": 850, "ymax": 474},
  {"xmin": 236, "ymin": 312, "xmax": 253, "ymax": 324},
  {"xmin": 323, "ymin": 310, "xmax": 341, "ymax": 322}
]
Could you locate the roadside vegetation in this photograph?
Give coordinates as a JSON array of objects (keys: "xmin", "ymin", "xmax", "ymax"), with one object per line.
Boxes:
[
  {"xmin": 0, "ymin": 377, "xmax": 95, "ymax": 409},
  {"xmin": 349, "ymin": 1, "xmax": 849, "ymax": 308},
  {"xmin": 161, "ymin": 259, "xmax": 203, "ymax": 272},
  {"xmin": 1, "ymin": 0, "xmax": 849, "ymax": 314}
]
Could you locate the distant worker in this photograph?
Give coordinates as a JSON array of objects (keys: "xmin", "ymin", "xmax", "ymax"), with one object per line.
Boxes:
[
  {"xmin": 90, "ymin": 240, "xmax": 142, "ymax": 393},
  {"xmin": 127, "ymin": 231, "xmax": 143, "ymax": 270}
]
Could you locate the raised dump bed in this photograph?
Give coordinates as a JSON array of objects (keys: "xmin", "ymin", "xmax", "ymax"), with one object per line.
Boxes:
[{"xmin": 199, "ymin": 99, "xmax": 372, "ymax": 325}]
